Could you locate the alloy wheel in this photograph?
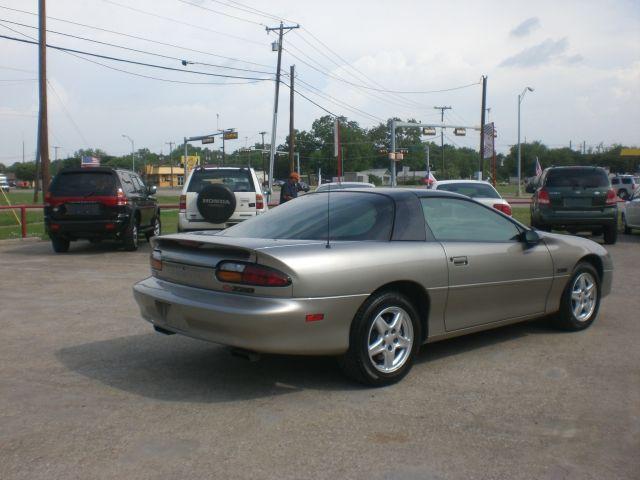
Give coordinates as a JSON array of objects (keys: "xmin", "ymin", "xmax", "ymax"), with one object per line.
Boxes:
[
  {"xmin": 367, "ymin": 306, "xmax": 414, "ymax": 373},
  {"xmin": 571, "ymin": 272, "xmax": 597, "ymax": 322}
]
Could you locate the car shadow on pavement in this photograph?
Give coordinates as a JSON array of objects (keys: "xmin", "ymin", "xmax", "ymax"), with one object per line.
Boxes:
[
  {"xmin": 56, "ymin": 333, "xmax": 359, "ymax": 403},
  {"xmin": 2, "ymin": 239, "xmax": 152, "ymax": 256}
]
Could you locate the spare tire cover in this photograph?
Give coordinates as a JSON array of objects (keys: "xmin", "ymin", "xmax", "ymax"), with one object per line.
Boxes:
[{"xmin": 196, "ymin": 183, "xmax": 236, "ymax": 223}]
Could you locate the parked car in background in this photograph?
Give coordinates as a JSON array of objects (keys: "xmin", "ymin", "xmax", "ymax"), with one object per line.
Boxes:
[
  {"xmin": 611, "ymin": 174, "xmax": 639, "ymax": 200},
  {"xmin": 134, "ymin": 189, "xmax": 612, "ymax": 386},
  {"xmin": 178, "ymin": 166, "xmax": 266, "ymax": 232},
  {"xmin": 530, "ymin": 166, "xmax": 618, "ymax": 244},
  {"xmin": 434, "ymin": 180, "xmax": 512, "ymax": 216},
  {"xmin": 16, "ymin": 181, "xmax": 30, "ymax": 189},
  {"xmin": 44, "ymin": 167, "xmax": 160, "ymax": 252},
  {"xmin": 622, "ymin": 187, "xmax": 640, "ymax": 234},
  {"xmin": 315, "ymin": 182, "xmax": 375, "ymax": 192},
  {"xmin": 0, "ymin": 175, "xmax": 10, "ymax": 192}
]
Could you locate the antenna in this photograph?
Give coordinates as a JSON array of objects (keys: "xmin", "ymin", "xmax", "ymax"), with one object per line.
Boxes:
[{"xmin": 326, "ymin": 164, "xmax": 331, "ymax": 249}]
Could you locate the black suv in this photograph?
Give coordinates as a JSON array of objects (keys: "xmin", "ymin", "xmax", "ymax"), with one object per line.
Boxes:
[
  {"xmin": 530, "ymin": 166, "xmax": 618, "ymax": 244},
  {"xmin": 44, "ymin": 167, "xmax": 160, "ymax": 252}
]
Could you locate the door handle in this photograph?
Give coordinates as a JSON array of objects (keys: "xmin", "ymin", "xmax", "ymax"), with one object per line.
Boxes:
[{"xmin": 450, "ymin": 256, "xmax": 468, "ymax": 266}]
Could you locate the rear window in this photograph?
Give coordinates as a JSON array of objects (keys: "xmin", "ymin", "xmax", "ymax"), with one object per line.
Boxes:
[
  {"xmin": 221, "ymin": 192, "xmax": 394, "ymax": 241},
  {"xmin": 545, "ymin": 169, "xmax": 609, "ymax": 188},
  {"xmin": 187, "ymin": 169, "xmax": 254, "ymax": 193},
  {"xmin": 435, "ymin": 182, "xmax": 500, "ymax": 199},
  {"xmin": 50, "ymin": 172, "xmax": 117, "ymax": 196}
]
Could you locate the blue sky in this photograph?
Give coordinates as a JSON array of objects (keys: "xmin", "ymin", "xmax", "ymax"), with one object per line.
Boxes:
[{"xmin": 0, "ymin": 0, "xmax": 639, "ymax": 165}]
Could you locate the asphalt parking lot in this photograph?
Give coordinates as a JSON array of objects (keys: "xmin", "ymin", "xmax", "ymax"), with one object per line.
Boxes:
[{"xmin": 1, "ymin": 234, "xmax": 639, "ymax": 480}]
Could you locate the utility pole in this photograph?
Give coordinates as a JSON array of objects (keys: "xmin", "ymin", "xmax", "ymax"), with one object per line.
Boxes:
[
  {"xmin": 434, "ymin": 106, "xmax": 451, "ymax": 178},
  {"xmin": 22, "ymin": 140, "xmax": 25, "ymax": 163},
  {"xmin": 478, "ymin": 75, "xmax": 487, "ymax": 180},
  {"xmin": 166, "ymin": 141, "xmax": 174, "ymax": 188},
  {"xmin": 37, "ymin": 0, "xmax": 50, "ymax": 201},
  {"xmin": 288, "ymin": 64, "xmax": 296, "ymax": 173},
  {"xmin": 259, "ymin": 130, "xmax": 267, "ymax": 176},
  {"xmin": 265, "ymin": 21, "xmax": 300, "ymax": 200}
]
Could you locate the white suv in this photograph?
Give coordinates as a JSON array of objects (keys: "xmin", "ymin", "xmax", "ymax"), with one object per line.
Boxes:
[{"xmin": 178, "ymin": 166, "xmax": 267, "ymax": 232}]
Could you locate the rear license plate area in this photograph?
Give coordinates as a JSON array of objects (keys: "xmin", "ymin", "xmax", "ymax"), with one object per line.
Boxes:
[
  {"xmin": 65, "ymin": 202, "xmax": 101, "ymax": 215},
  {"xmin": 563, "ymin": 198, "xmax": 590, "ymax": 208}
]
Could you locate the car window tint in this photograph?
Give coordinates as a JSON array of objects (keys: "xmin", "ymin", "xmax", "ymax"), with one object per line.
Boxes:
[
  {"xmin": 612, "ymin": 178, "xmax": 619, "ymax": 184},
  {"xmin": 188, "ymin": 169, "xmax": 254, "ymax": 193},
  {"xmin": 50, "ymin": 172, "xmax": 116, "ymax": 196},
  {"xmin": 421, "ymin": 197, "xmax": 520, "ymax": 242},
  {"xmin": 131, "ymin": 175, "xmax": 144, "ymax": 193},
  {"xmin": 435, "ymin": 182, "xmax": 500, "ymax": 199},
  {"xmin": 120, "ymin": 173, "xmax": 136, "ymax": 195},
  {"xmin": 621, "ymin": 178, "xmax": 631, "ymax": 184},
  {"xmin": 221, "ymin": 192, "xmax": 394, "ymax": 241},
  {"xmin": 545, "ymin": 169, "xmax": 609, "ymax": 188}
]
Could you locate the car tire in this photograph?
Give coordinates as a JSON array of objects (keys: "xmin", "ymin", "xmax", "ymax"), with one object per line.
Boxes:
[
  {"xmin": 145, "ymin": 214, "xmax": 161, "ymax": 242},
  {"xmin": 622, "ymin": 214, "xmax": 631, "ymax": 234},
  {"xmin": 51, "ymin": 236, "xmax": 70, "ymax": 253},
  {"xmin": 552, "ymin": 262, "xmax": 601, "ymax": 331},
  {"xmin": 603, "ymin": 224, "xmax": 617, "ymax": 245},
  {"xmin": 617, "ymin": 189, "xmax": 628, "ymax": 200},
  {"xmin": 340, "ymin": 291, "xmax": 421, "ymax": 387},
  {"xmin": 123, "ymin": 217, "xmax": 139, "ymax": 251}
]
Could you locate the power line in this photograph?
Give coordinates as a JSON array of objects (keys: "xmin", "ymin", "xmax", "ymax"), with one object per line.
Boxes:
[
  {"xmin": 97, "ymin": 0, "xmax": 264, "ymax": 46},
  {"xmin": 174, "ymin": 0, "xmax": 265, "ymax": 26},
  {"xmin": 0, "ymin": 33, "xmax": 274, "ymax": 81},
  {"xmin": 220, "ymin": 0, "xmax": 293, "ymax": 23},
  {"xmin": 46, "ymin": 79, "xmax": 88, "ymax": 146},
  {"xmin": 0, "ymin": 18, "xmax": 275, "ymax": 75},
  {"xmin": 280, "ymin": 80, "xmax": 338, "ymax": 118},
  {"xmin": 0, "ymin": 5, "xmax": 272, "ymax": 68}
]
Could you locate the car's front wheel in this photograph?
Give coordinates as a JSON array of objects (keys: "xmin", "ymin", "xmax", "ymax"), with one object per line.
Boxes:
[
  {"xmin": 123, "ymin": 218, "xmax": 139, "ymax": 251},
  {"xmin": 145, "ymin": 215, "xmax": 161, "ymax": 242},
  {"xmin": 603, "ymin": 224, "xmax": 617, "ymax": 244},
  {"xmin": 341, "ymin": 291, "xmax": 420, "ymax": 386},
  {"xmin": 552, "ymin": 262, "xmax": 601, "ymax": 331}
]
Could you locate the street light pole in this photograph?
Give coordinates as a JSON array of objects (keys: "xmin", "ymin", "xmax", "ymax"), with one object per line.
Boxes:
[
  {"xmin": 122, "ymin": 134, "xmax": 134, "ymax": 171},
  {"xmin": 516, "ymin": 87, "xmax": 534, "ymax": 197}
]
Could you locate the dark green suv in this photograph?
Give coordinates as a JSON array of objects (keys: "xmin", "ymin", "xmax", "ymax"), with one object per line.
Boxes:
[{"xmin": 530, "ymin": 166, "xmax": 618, "ymax": 244}]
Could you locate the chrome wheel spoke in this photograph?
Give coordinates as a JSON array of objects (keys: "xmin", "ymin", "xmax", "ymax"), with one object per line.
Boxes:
[
  {"xmin": 382, "ymin": 348, "xmax": 395, "ymax": 369},
  {"xmin": 374, "ymin": 316, "xmax": 388, "ymax": 336},
  {"xmin": 397, "ymin": 335, "xmax": 411, "ymax": 349},
  {"xmin": 368, "ymin": 338, "xmax": 386, "ymax": 357}
]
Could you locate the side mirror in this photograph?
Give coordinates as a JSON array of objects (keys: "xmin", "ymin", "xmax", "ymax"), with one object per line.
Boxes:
[
  {"xmin": 522, "ymin": 229, "xmax": 540, "ymax": 246},
  {"xmin": 525, "ymin": 183, "xmax": 535, "ymax": 194},
  {"xmin": 147, "ymin": 185, "xmax": 157, "ymax": 195}
]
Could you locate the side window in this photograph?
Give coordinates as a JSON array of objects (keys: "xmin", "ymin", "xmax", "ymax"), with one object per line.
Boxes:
[
  {"xmin": 622, "ymin": 178, "xmax": 631, "ymax": 185},
  {"xmin": 119, "ymin": 173, "xmax": 136, "ymax": 195},
  {"xmin": 612, "ymin": 178, "xmax": 619, "ymax": 185},
  {"xmin": 132, "ymin": 175, "xmax": 146, "ymax": 192},
  {"xmin": 421, "ymin": 197, "xmax": 521, "ymax": 242}
]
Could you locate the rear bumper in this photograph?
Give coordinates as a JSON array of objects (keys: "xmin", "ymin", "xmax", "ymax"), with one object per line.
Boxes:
[
  {"xmin": 45, "ymin": 216, "xmax": 129, "ymax": 238},
  {"xmin": 533, "ymin": 207, "xmax": 617, "ymax": 228},
  {"xmin": 133, "ymin": 276, "xmax": 366, "ymax": 355},
  {"xmin": 177, "ymin": 212, "xmax": 258, "ymax": 232}
]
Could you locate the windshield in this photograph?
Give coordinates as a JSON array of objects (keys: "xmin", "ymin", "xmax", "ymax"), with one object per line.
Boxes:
[
  {"xmin": 221, "ymin": 192, "xmax": 394, "ymax": 241},
  {"xmin": 545, "ymin": 169, "xmax": 610, "ymax": 188},
  {"xmin": 188, "ymin": 169, "xmax": 255, "ymax": 193},
  {"xmin": 50, "ymin": 172, "xmax": 116, "ymax": 196},
  {"xmin": 435, "ymin": 182, "xmax": 501, "ymax": 199}
]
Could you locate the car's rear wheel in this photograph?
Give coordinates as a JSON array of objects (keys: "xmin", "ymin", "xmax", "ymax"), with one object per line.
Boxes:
[
  {"xmin": 51, "ymin": 235, "xmax": 70, "ymax": 253},
  {"xmin": 603, "ymin": 224, "xmax": 617, "ymax": 244},
  {"xmin": 341, "ymin": 291, "xmax": 420, "ymax": 387},
  {"xmin": 123, "ymin": 218, "xmax": 139, "ymax": 251},
  {"xmin": 552, "ymin": 262, "xmax": 600, "ymax": 331},
  {"xmin": 145, "ymin": 215, "xmax": 161, "ymax": 242}
]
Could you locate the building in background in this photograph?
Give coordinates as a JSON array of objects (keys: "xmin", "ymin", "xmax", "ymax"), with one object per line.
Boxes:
[{"xmin": 144, "ymin": 165, "xmax": 185, "ymax": 188}]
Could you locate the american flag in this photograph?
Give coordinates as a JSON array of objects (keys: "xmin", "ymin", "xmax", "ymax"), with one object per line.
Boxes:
[
  {"xmin": 81, "ymin": 156, "xmax": 100, "ymax": 168},
  {"xmin": 535, "ymin": 157, "xmax": 542, "ymax": 176}
]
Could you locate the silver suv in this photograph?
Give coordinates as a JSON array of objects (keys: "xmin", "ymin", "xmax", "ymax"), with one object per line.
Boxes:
[
  {"xmin": 178, "ymin": 166, "xmax": 267, "ymax": 232},
  {"xmin": 611, "ymin": 175, "xmax": 639, "ymax": 200}
]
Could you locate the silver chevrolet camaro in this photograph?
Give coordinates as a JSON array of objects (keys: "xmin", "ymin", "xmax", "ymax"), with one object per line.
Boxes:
[{"xmin": 133, "ymin": 189, "xmax": 613, "ymax": 386}]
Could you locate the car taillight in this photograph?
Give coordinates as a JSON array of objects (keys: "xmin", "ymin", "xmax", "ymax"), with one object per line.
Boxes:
[
  {"xmin": 537, "ymin": 189, "xmax": 550, "ymax": 205},
  {"xmin": 256, "ymin": 193, "xmax": 264, "ymax": 210},
  {"xmin": 150, "ymin": 249, "xmax": 162, "ymax": 271},
  {"xmin": 116, "ymin": 187, "xmax": 128, "ymax": 206},
  {"xmin": 493, "ymin": 203, "xmax": 512, "ymax": 216},
  {"xmin": 606, "ymin": 188, "xmax": 617, "ymax": 205},
  {"xmin": 179, "ymin": 194, "xmax": 186, "ymax": 212},
  {"xmin": 216, "ymin": 261, "xmax": 291, "ymax": 287}
]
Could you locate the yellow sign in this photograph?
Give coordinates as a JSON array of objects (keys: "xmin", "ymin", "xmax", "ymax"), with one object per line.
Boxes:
[
  {"xmin": 181, "ymin": 155, "xmax": 200, "ymax": 174},
  {"xmin": 223, "ymin": 131, "xmax": 239, "ymax": 140},
  {"xmin": 621, "ymin": 148, "xmax": 640, "ymax": 156}
]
